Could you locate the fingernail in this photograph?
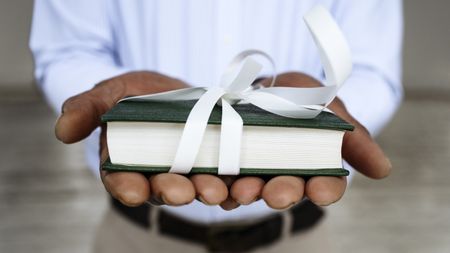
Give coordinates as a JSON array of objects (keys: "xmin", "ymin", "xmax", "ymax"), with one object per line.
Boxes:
[
  {"xmin": 386, "ymin": 157, "xmax": 392, "ymax": 169},
  {"xmin": 268, "ymin": 201, "xmax": 297, "ymax": 211},
  {"xmin": 282, "ymin": 202, "xmax": 297, "ymax": 210},
  {"xmin": 197, "ymin": 195, "xmax": 214, "ymax": 206},
  {"xmin": 379, "ymin": 157, "xmax": 392, "ymax": 178},
  {"xmin": 160, "ymin": 195, "xmax": 169, "ymax": 205},
  {"xmin": 55, "ymin": 115, "xmax": 62, "ymax": 131},
  {"xmin": 238, "ymin": 196, "xmax": 259, "ymax": 206}
]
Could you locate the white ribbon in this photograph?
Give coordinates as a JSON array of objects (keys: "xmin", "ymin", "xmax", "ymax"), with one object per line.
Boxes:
[{"xmin": 121, "ymin": 6, "xmax": 352, "ymax": 175}]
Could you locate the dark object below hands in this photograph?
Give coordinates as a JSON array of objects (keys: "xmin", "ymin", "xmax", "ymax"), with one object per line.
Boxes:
[
  {"xmin": 101, "ymin": 100, "xmax": 353, "ymax": 176},
  {"xmin": 111, "ymin": 197, "xmax": 324, "ymax": 252}
]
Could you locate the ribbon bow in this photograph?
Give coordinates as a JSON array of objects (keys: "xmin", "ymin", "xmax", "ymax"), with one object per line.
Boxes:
[{"xmin": 122, "ymin": 6, "xmax": 352, "ymax": 175}]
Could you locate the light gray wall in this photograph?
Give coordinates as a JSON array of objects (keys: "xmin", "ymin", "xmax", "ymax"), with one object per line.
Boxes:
[
  {"xmin": 0, "ymin": 1, "xmax": 34, "ymax": 89},
  {"xmin": 0, "ymin": 1, "xmax": 449, "ymax": 92},
  {"xmin": 403, "ymin": 0, "xmax": 450, "ymax": 91}
]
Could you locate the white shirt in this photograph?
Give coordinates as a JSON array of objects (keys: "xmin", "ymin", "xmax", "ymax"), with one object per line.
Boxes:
[{"xmin": 30, "ymin": 0, "xmax": 403, "ymax": 223}]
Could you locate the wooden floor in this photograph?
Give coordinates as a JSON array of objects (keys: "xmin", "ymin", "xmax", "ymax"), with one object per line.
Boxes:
[{"xmin": 1, "ymin": 89, "xmax": 449, "ymax": 253}]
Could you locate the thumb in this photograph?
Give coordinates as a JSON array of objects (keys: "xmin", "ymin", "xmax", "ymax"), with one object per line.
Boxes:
[
  {"xmin": 55, "ymin": 71, "xmax": 188, "ymax": 144},
  {"xmin": 330, "ymin": 99, "xmax": 392, "ymax": 179},
  {"xmin": 55, "ymin": 82, "xmax": 123, "ymax": 144}
]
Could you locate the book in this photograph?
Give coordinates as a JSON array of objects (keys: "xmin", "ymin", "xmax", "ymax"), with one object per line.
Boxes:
[{"xmin": 101, "ymin": 100, "xmax": 354, "ymax": 176}]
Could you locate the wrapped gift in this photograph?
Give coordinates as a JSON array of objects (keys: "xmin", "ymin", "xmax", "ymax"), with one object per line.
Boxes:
[{"xmin": 101, "ymin": 6, "xmax": 354, "ymax": 176}]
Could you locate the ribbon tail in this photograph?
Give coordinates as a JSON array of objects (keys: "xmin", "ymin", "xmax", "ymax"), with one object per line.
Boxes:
[
  {"xmin": 169, "ymin": 87, "xmax": 226, "ymax": 174},
  {"xmin": 120, "ymin": 87, "xmax": 206, "ymax": 102},
  {"xmin": 244, "ymin": 91, "xmax": 321, "ymax": 119},
  {"xmin": 218, "ymin": 99, "xmax": 243, "ymax": 175},
  {"xmin": 257, "ymin": 86, "xmax": 338, "ymax": 106},
  {"xmin": 304, "ymin": 5, "xmax": 352, "ymax": 89}
]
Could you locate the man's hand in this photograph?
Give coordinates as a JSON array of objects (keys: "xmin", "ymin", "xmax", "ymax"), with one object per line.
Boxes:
[{"xmin": 56, "ymin": 71, "xmax": 391, "ymax": 210}]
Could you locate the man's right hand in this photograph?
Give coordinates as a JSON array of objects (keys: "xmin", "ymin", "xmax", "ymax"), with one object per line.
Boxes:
[{"xmin": 55, "ymin": 71, "xmax": 204, "ymax": 206}]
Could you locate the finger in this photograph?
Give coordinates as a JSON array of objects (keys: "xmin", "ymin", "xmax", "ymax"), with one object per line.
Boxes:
[
  {"xmin": 218, "ymin": 176, "xmax": 240, "ymax": 211},
  {"xmin": 230, "ymin": 177, "xmax": 265, "ymax": 205},
  {"xmin": 305, "ymin": 176, "xmax": 347, "ymax": 206},
  {"xmin": 343, "ymin": 122, "xmax": 391, "ymax": 179},
  {"xmin": 101, "ymin": 171, "xmax": 150, "ymax": 207},
  {"xmin": 99, "ymin": 125, "xmax": 150, "ymax": 207},
  {"xmin": 219, "ymin": 196, "xmax": 241, "ymax": 211},
  {"xmin": 149, "ymin": 173, "xmax": 196, "ymax": 206},
  {"xmin": 56, "ymin": 72, "xmax": 187, "ymax": 144},
  {"xmin": 262, "ymin": 176, "xmax": 305, "ymax": 210},
  {"xmin": 190, "ymin": 174, "xmax": 228, "ymax": 205},
  {"xmin": 329, "ymin": 99, "xmax": 392, "ymax": 179}
]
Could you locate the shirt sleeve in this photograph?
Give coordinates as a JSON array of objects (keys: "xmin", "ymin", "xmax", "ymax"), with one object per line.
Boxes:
[
  {"xmin": 331, "ymin": 0, "xmax": 404, "ymax": 136},
  {"xmin": 29, "ymin": 0, "xmax": 129, "ymax": 113}
]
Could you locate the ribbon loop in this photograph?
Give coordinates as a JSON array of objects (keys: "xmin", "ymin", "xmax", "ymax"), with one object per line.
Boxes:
[
  {"xmin": 121, "ymin": 5, "xmax": 352, "ymax": 175},
  {"xmin": 224, "ymin": 58, "xmax": 262, "ymax": 93},
  {"xmin": 220, "ymin": 49, "xmax": 277, "ymax": 90}
]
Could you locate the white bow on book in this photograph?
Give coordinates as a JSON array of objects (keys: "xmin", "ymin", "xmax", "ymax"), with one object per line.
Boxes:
[{"xmin": 118, "ymin": 5, "xmax": 352, "ymax": 175}]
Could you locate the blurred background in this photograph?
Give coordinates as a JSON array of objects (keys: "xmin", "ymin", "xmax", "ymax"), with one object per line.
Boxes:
[{"xmin": 0, "ymin": 1, "xmax": 449, "ymax": 253}]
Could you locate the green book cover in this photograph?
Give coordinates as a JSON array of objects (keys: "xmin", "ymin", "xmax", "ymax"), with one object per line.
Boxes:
[{"xmin": 101, "ymin": 100, "xmax": 354, "ymax": 176}]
